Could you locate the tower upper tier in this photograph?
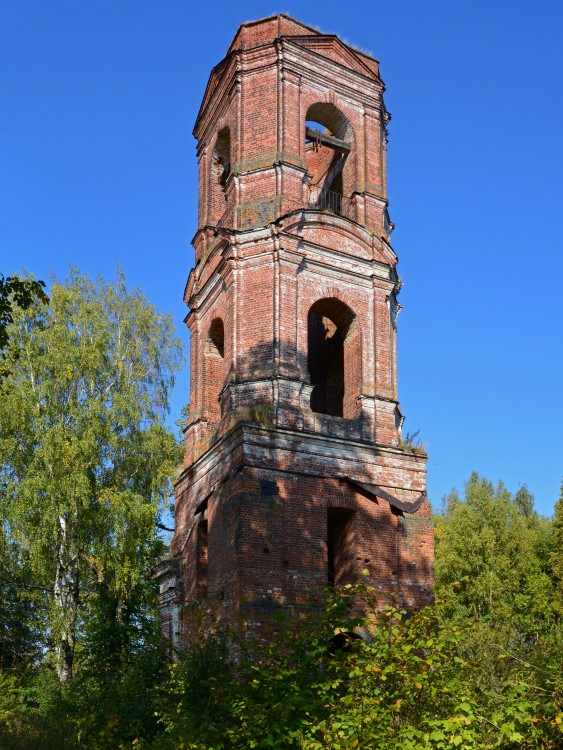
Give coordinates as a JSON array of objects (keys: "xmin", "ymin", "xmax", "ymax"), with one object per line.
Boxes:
[{"xmin": 193, "ymin": 14, "xmax": 392, "ymax": 245}]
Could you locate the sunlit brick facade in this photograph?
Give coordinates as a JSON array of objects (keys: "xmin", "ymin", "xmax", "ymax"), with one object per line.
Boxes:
[{"xmin": 157, "ymin": 14, "xmax": 434, "ymax": 642}]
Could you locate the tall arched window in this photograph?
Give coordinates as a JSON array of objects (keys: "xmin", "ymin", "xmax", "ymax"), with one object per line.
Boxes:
[
  {"xmin": 213, "ymin": 127, "xmax": 231, "ymax": 189},
  {"xmin": 204, "ymin": 318, "xmax": 225, "ymax": 429},
  {"xmin": 305, "ymin": 104, "xmax": 353, "ymax": 216},
  {"xmin": 209, "ymin": 127, "xmax": 231, "ymax": 224},
  {"xmin": 308, "ymin": 298, "xmax": 360, "ymax": 419}
]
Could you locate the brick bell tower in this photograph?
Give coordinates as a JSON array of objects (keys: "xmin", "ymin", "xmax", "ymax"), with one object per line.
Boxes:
[{"xmin": 160, "ymin": 14, "xmax": 434, "ymax": 639}]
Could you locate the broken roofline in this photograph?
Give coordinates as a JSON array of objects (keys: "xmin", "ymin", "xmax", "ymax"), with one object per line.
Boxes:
[{"xmin": 226, "ymin": 13, "xmax": 380, "ymax": 65}]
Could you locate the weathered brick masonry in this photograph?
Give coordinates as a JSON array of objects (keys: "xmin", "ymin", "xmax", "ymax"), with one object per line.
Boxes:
[{"xmin": 156, "ymin": 14, "xmax": 434, "ymax": 641}]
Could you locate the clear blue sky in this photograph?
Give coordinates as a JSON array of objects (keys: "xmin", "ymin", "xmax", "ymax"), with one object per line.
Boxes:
[{"xmin": 2, "ymin": 0, "xmax": 562, "ymax": 516}]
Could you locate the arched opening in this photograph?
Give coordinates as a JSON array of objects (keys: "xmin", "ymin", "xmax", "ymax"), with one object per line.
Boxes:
[
  {"xmin": 308, "ymin": 298, "xmax": 360, "ymax": 419},
  {"xmin": 207, "ymin": 318, "xmax": 224, "ymax": 357},
  {"xmin": 305, "ymin": 104, "xmax": 353, "ymax": 216},
  {"xmin": 208, "ymin": 127, "xmax": 232, "ymax": 224},
  {"xmin": 212, "ymin": 127, "xmax": 231, "ymax": 188},
  {"xmin": 204, "ymin": 318, "xmax": 225, "ymax": 429}
]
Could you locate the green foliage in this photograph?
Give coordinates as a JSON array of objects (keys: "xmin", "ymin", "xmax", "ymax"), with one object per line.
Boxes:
[
  {"xmin": 0, "ymin": 533, "xmax": 43, "ymax": 670},
  {"xmin": 0, "ymin": 267, "xmax": 183, "ymax": 682},
  {"xmin": 147, "ymin": 587, "xmax": 563, "ymax": 749},
  {"xmin": 2, "ymin": 485, "xmax": 562, "ymax": 748},
  {"xmin": 0, "ymin": 273, "xmax": 48, "ymax": 353},
  {"xmin": 151, "ymin": 589, "xmax": 365, "ymax": 749},
  {"xmin": 0, "ymin": 670, "xmax": 28, "ymax": 739},
  {"xmin": 155, "ymin": 622, "xmax": 236, "ymax": 747},
  {"xmin": 550, "ymin": 480, "xmax": 563, "ymax": 612},
  {"xmin": 0, "ymin": 630, "xmax": 166, "ymax": 750},
  {"xmin": 398, "ymin": 429, "xmax": 426, "ymax": 455},
  {"xmin": 434, "ymin": 473, "xmax": 555, "ymax": 634},
  {"xmin": 434, "ymin": 473, "xmax": 563, "ymax": 749},
  {"xmin": 302, "ymin": 603, "xmax": 480, "ymax": 750}
]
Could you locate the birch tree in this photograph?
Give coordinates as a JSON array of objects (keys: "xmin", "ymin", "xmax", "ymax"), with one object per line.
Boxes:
[{"xmin": 0, "ymin": 269, "xmax": 183, "ymax": 681}]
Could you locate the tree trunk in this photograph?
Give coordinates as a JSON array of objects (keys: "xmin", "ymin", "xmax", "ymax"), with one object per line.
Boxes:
[{"xmin": 54, "ymin": 513, "xmax": 79, "ymax": 682}]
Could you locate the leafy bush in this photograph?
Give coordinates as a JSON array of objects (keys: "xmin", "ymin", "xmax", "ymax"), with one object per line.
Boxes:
[{"xmin": 148, "ymin": 582, "xmax": 563, "ymax": 749}]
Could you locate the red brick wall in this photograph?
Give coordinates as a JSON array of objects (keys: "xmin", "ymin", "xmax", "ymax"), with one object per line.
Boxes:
[
  {"xmin": 171, "ymin": 15, "xmax": 434, "ymax": 639},
  {"xmin": 174, "ymin": 456, "xmax": 433, "ymax": 632}
]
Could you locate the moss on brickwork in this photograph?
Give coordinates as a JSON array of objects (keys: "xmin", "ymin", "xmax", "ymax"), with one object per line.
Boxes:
[
  {"xmin": 238, "ymin": 198, "xmax": 279, "ymax": 229},
  {"xmin": 248, "ymin": 403, "xmax": 275, "ymax": 427}
]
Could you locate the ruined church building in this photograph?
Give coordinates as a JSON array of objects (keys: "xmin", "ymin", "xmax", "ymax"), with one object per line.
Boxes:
[{"xmin": 158, "ymin": 15, "xmax": 434, "ymax": 641}]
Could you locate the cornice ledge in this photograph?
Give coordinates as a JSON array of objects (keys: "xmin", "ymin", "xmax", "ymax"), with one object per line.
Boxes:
[{"xmin": 274, "ymin": 208, "xmax": 373, "ymax": 242}]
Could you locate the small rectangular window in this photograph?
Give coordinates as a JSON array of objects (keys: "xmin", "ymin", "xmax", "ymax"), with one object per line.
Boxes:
[
  {"xmin": 197, "ymin": 519, "xmax": 208, "ymax": 598},
  {"xmin": 327, "ymin": 508, "xmax": 354, "ymax": 586}
]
